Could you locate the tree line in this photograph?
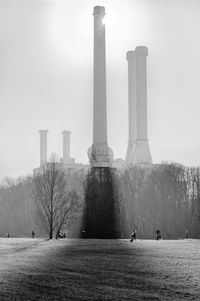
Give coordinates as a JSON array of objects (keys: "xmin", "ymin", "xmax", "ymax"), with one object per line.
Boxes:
[
  {"xmin": 114, "ymin": 163, "xmax": 200, "ymax": 239},
  {"xmin": 0, "ymin": 160, "xmax": 200, "ymax": 239},
  {"xmin": 0, "ymin": 156, "xmax": 86, "ymax": 239}
]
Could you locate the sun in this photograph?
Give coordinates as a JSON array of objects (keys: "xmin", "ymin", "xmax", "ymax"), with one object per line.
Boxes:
[{"xmin": 101, "ymin": 11, "xmax": 117, "ymax": 27}]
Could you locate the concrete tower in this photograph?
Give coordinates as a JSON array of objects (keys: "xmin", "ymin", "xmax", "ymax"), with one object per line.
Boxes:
[
  {"xmin": 61, "ymin": 130, "xmax": 75, "ymax": 166},
  {"xmin": 62, "ymin": 130, "xmax": 71, "ymax": 164},
  {"xmin": 84, "ymin": 6, "xmax": 119, "ymax": 239},
  {"xmin": 133, "ymin": 46, "xmax": 152, "ymax": 164},
  {"xmin": 88, "ymin": 6, "xmax": 113, "ymax": 167},
  {"xmin": 125, "ymin": 51, "xmax": 137, "ymax": 165},
  {"xmin": 39, "ymin": 130, "xmax": 48, "ymax": 167}
]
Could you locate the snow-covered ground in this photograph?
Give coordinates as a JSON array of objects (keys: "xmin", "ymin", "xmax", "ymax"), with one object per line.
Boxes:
[{"xmin": 0, "ymin": 238, "xmax": 199, "ymax": 300}]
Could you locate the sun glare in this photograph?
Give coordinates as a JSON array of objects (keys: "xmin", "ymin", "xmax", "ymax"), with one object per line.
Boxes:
[
  {"xmin": 46, "ymin": 2, "xmax": 136, "ymax": 61},
  {"xmin": 102, "ymin": 11, "xmax": 117, "ymax": 28},
  {"xmin": 102, "ymin": 16, "xmax": 106, "ymax": 25}
]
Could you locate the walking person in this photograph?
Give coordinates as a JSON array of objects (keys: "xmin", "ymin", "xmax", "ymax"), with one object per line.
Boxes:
[
  {"xmin": 130, "ymin": 229, "xmax": 136, "ymax": 242},
  {"xmin": 155, "ymin": 228, "xmax": 161, "ymax": 240},
  {"xmin": 31, "ymin": 230, "xmax": 35, "ymax": 238}
]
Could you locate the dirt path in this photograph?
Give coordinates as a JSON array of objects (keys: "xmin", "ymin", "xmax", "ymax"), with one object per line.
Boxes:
[{"xmin": 0, "ymin": 238, "xmax": 199, "ymax": 300}]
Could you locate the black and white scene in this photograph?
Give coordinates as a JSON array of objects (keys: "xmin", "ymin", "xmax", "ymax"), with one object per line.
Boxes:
[{"xmin": 0, "ymin": 0, "xmax": 200, "ymax": 300}]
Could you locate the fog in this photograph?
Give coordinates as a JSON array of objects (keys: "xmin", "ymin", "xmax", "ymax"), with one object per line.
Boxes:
[{"xmin": 0, "ymin": 0, "xmax": 200, "ymax": 179}]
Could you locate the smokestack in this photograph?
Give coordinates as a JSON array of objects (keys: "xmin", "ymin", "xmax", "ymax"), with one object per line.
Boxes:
[
  {"xmin": 88, "ymin": 6, "xmax": 113, "ymax": 167},
  {"xmin": 125, "ymin": 51, "xmax": 137, "ymax": 165},
  {"xmin": 93, "ymin": 6, "xmax": 107, "ymax": 145},
  {"xmin": 39, "ymin": 130, "xmax": 48, "ymax": 167},
  {"xmin": 62, "ymin": 131, "xmax": 71, "ymax": 164},
  {"xmin": 133, "ymin": 46, "xmax": 152, "ymax": 164}
]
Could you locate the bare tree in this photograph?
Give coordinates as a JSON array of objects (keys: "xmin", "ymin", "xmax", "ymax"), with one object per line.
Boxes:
[{"xmin": 32, "ymin": 155, "xmax": 71, "ymax": 239}]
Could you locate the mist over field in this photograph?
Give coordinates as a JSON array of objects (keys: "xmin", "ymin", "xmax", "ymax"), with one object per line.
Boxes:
[{"xmin": 1, "ymin": 163, "xmax": 200, "ymax": 240}]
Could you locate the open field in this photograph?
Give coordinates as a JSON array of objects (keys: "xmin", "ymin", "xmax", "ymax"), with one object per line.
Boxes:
[{"xmin": 0, "ymin": 238, "xmax": 199, "ymax": 300}]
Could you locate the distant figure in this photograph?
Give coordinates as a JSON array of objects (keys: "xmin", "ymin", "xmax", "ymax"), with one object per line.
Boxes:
[
  {"xmin": 155, "ymin": 228, "xmax": 161, "ymax": 240},
  {"xmin": 56, "ymin": 231, "xmax": 61, "ymax": 239},
  {"xmin": 32, "ymin": 230, "xmax": 35, "ymax": 238},
  {"xmin": 185, "ymin": 229, "xmax": 189, "ymax": 239},
  {"xmin": 56, "ymin": 231, "xmax": 65, "ymax": 239},
  {"xmin": 6, "ymin": 232, "xmax": 10, "ymax": 238},
  {"xmin": 130, "ymin": 229, "xmax": 136, "ymax": 242},
  {"xmin": 81, "ymin": 229, "xmax": 86, "ymax": 238}
]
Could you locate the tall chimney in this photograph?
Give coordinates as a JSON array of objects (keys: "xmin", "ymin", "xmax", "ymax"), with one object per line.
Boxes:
[
  {"xmin": 133, "ymin": 46, "xmax": 152, "ymax": 164},
  {"xmin": 88, "ymin": 6, "xmax": 113, "ymax": 167},
  {"xmin": 62, "ymin": 131, "xmax": 71, "ymax": 164},
  {"xmin": 39, "ymin": 130, "xmax": 48, "ymax": 167},
  {"xmin": 125, "ymin": 51, "xmax": 137, "ymax": 165},
  {"xmin": 84, "ymin": 5, "xmax": 119, "ymax": 239}
]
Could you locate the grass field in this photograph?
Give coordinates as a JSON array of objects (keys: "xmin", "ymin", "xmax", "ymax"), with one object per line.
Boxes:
[{"xmin": 0, "ymin": 238, "xmax": 199, "ymax": 300}]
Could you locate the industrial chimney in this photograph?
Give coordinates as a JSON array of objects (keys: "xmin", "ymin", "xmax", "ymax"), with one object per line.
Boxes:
[
  {"xmin": 39, "ymin": 130, "xmax": 48, "ymax": 167},
  {"xmin": 83, "ymin": 5, "xmax": 120, "ymax": 239},
  {"xmin": 125, "ymin": 50, "xmax": 137, "ymax": 165},
  {"xmin": 133, "ymin": 46, "xmax": 152, "ymax": 164},
  {"xmin": 88, "ymin": 6, "xmax": 113, "ymax": 167}
]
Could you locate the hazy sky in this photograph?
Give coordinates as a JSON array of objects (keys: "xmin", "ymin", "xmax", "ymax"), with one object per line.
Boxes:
[{"xmin": 0, "ymin": 0, "xmax": 200, "ymax": 179}]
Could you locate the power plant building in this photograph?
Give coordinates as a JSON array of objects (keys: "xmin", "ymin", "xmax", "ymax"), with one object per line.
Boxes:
[
  {"xmin": 33, "ymin": 130, "xmax": 88, "ymax": 176},
  {"xmin": 33, "ymin": 6, "xmax": 152, "ymax": 174}
]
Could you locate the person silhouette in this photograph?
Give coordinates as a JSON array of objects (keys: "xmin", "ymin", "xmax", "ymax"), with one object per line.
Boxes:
[
  {"xmin": 155, "ymin": 228, "xmax": 161, "ymax": 240},
  {"xmin": 130, "ymin": 229, "xmax": 136, "ymax": 242}
]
